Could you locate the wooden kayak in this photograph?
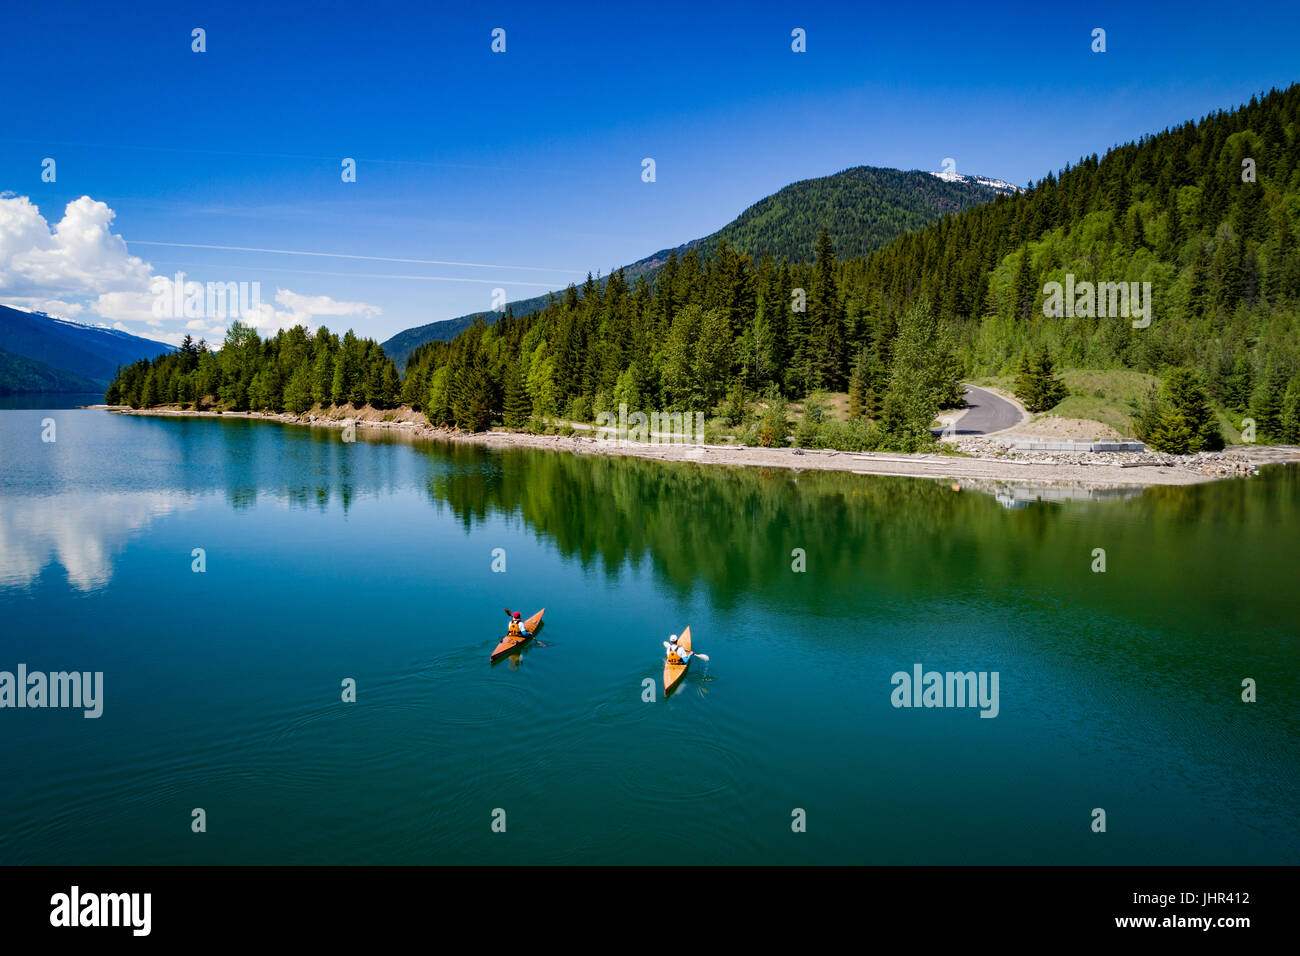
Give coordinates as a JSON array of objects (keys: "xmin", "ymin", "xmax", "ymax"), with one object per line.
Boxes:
[
  {"xmin": 663, "ymin": 626, "xmax": 692, "ymax": 695},
  {"xmin": 490, "ymin": 608, "xmax": 544, "ymax": 662}
]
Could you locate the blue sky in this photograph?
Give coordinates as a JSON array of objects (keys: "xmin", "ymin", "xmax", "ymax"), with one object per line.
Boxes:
[{"xmin": 1, "ymin": 0, "xmax": 1297, "ymax": 345}]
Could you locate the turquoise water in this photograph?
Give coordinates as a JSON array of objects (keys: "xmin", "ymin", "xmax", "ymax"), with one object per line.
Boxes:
[{"xmin": 0, "ymin": 409, "xmax": 1297, "ymax": 864}]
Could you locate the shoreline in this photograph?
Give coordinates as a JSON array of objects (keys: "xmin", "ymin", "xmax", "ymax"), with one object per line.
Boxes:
[{"xmin": 89, "ymin": 404, "xmax": 1299, "ymax": 489}]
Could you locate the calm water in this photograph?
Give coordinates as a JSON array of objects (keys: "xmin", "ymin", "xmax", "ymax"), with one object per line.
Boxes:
[
  {"xmin": 0, "ymin": 393, "xmax": 101, "ymax": 410},
  {"xmin": 0, "ymin": 409, "xmax": 1297, "ymax": 865}
]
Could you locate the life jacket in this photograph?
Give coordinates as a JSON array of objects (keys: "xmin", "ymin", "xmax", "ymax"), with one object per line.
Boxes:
[{"xmin": 508, "ymin": 620, "xmax": 521, "ymax": 636}]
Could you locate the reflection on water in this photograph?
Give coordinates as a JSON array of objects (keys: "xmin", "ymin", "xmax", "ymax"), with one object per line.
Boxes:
[
  {"xmin": 977, "ymin": 481, "xmax": 1146, "ymax": 509},
  {"xmin": 1, "ymin": 410, "xmax": 1297, "ymax": 866},
  {"xmin": 421, "ymin": 441, "xmax": 1300, "ymax": 639},
  {"xmin": 0, "ymin": 493, "xmax": 191, "ymax": 591}
]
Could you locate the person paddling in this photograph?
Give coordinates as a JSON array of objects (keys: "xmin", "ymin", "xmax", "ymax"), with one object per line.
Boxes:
[
  {"xmin": 663, "ymin": 633, "xmax": 692, "ymax": 665},
  {"xmin": 506, "ymin": 610, "xmax": 530, "ymax": 638}
]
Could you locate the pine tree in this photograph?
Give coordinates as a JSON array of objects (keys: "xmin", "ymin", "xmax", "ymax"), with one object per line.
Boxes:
[
  {"xmin": 1033, "ymin": 347, "xmax": 1068, "ymax": 411},
  {"xmin": 379, "ymin": 362, "xmax": 401, "ymax": 409},
  {"xmin": 808, "ymin": 228, "xmax": 846, "ymax": 389},
  {"xmin": 722, "ymin": 380, "xmax": 748, "ymax": 427},
  {"xmin": 1224, "ymin": 355, "xmax": 1253, "ymax": 412},
  {"xmin": 1146, "ymin": 368, "xmax": 1222, "ymax": 452},
  {"xmin": 1011, "ymin": 246, "xmax": 1035, "ymax": 319},
  {"xmin": 1150, "ymin": 408, "xmax": 1194, "ymax": 453},
  {"xmin": 848, "ymin": 346, "xmax": 871, "ymax": 420},
  {"xmin": 502, "ymin": 369, "xmax": 531, "ymax": 427},
  {"xmin": 1015, "ymin": 347, "xmax": 1068, "ymax": 412},
  {"xmin": 139, "ymin": 369, "xmax": 157, "ymax": 408},
  {"xmin": 284, "ymin": 364, "xmax": 314, "ymax": 414},
  {"xmin": 879, "ymin": 300, "xmax": 943, "ymax": 452},
  {"xmin": 330, "ymin": 355, "xmax": 348, "ymax": 407},
  {"xmin": 1249, "ymin": 363, "xmax": 1289, "ymax": 439},
  {"xmin": 1013, "ymin": 352, "xmax": 1040, "ymax": 411},
  {"xmin": 757, "ymin": 389, "xmax": 790, "ymax": 447},
  {"xmin": 1279, "ymin": 372, "xmax": 1300, "ymax": 444},
  {"xmin": 933, "ymin": 348, "xmax": 965, "ymax": 409}
]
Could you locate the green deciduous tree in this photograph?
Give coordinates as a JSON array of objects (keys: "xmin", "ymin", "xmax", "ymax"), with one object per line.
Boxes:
[{"xmin": 878, "ymin": 300, "xmax": 946, "ymax": 452}]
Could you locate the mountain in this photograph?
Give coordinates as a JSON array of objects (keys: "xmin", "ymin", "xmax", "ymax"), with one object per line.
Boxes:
[
  {"xmin": 631, "ymin": 165, "xmax": 1018, "ymax": 267},
  {"xmin": 929, "ymin": 171, "xmax": 1021, "ymax": 193},
  {"xmin": 389, "ymin": 85, "xmax": 1300, "ymax": 444},
  {"xmin": 0, "ymin": 305, "xmax": 173, "ymax": 392},
  {"xmin": 0, "ymin": 347, "xmax": 103, "ymax": 395},
  {"xmin": 381, "ymin": 165, "xmax": 1015, "ymax": 368}
]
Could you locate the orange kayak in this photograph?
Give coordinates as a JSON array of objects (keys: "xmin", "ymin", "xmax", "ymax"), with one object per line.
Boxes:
[
  {"xmin": 663, "ymin": 625, "xmax": 692, "ymax": 695},
  {"xmin": 491, "ymin": 608, "xmax": 544, "ymax": 661}
]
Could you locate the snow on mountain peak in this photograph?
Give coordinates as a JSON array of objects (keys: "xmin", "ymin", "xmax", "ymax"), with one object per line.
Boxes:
[{"xmin": 930, "ymin": 170, "xmax": 1021, "ymax": 194}]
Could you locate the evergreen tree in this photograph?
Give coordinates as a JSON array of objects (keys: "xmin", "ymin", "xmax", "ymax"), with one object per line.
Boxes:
[
  {"xmin": 108, "ymin": 85, "xmax": 1300, "ymax": 444},
  {"xmin": 847, "ymin": 346, "xmax": 871, "ymax": 420},
  {"xmin": 502, "ymin": 369, "xmax": 531, "ymax": 427},
  {"xmin": 1014, "ymin": 346, "xmax": 1068, "ymax": 412},
  {"xmin": 1013, "ymin": 352, "xmax": 1039, "ymax": 411},
  {"xmin": 1279, "ymin": 372, "xmax": 1300, "ymax": 444},
  {"xmin": 1143, "ymin": 368, "xmax": 1224, "ymax": 453},
  {"xmin": 933, "ymin": 348, "xmax": 966, "ymax": 409},
  {"xmin": 807, "ymin": 229, "xmax": 846, "ymax": 389},
  {"xmin": 379, "ymin": 362, "xmax": 400, "ymax": 409},
  {"xmin": 284, "ymin": 363, "xmax": 314, "ymax": 414},
  {"xmin": 1149, "ymin": 408, "xmax": 1195, "ymax": 454},
  {"xmin": 756, "ymin": 389, "xmax": 790, "ymax": 447}
]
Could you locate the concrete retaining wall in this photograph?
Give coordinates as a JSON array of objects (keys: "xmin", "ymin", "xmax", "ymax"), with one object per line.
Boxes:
[{"xmin": 1008, "ymin": 440, "xmax": 1147, "ymax": 452}]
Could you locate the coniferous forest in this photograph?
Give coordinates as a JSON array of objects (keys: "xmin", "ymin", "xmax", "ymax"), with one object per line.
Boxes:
[
  {"xmin": 106, "ymin": 324, "xmax": 401, "ymax": 413},
  {"xmin": 109, "ymin": 85, "xmax": 1300, "ymax": 449}
]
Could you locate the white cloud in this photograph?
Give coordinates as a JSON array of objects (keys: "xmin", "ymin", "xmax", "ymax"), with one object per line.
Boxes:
[
  {"xmin": 274, "ymin": 289, "xmax": 381, "ymax": 318},
  {"xmin": 3, "ymin": 296, "xmax": 86, "ymax": 316},
  {"xmin": 0, "ymin": 195, "xmax": 153, "ymax": 298},
  {"xmin": 94, "ymin": 289, "xmax": 161, "ymax": 323},
  {"xmin": 0, "ymin": 193, "xmax": 382, "ymax": 344},
  {"xmin": 91, "ymin": 275, "xmax": 382, "ymax": 340},
  {"xmin": 227, "ymin": 288, "xmax": 382, "ymax": 337}
]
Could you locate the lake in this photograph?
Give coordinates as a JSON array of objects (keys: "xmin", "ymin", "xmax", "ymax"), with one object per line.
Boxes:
[{"xmin": 0, "ymin": 408, "xmax": 1296, "ymax": 864}]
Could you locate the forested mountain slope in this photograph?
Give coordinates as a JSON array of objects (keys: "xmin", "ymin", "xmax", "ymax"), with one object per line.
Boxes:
[
  {"xmin": 381, "ymin": 166, "xmax": 1011, "ymax": 366},
  {"xmin": 111, "ymin": 86, "xmax": 1300, "ymax": 449},
  {"xmin": 396, "ymin": 85, "xmax": 1300, "ymax": 442}
]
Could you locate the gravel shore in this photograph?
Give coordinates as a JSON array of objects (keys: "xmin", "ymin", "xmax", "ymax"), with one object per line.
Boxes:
[{"xmin": 93, "ymin": 405, "xmax": 1299, "ymax": 489}]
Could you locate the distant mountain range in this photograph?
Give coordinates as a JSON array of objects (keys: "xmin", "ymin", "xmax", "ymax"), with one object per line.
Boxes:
[
  {"xmin": 0, "ymin": 305, "xmax": 173, "ymax": 395},
  {"xmin": 381, "ymin": 165, "xmax": 1017, "ymax": 368}
]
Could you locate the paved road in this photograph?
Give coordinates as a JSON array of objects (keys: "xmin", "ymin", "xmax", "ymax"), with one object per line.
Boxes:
[{"xmin": 935, "ymin": 384, "xmax": 1026, "ymax": 437}]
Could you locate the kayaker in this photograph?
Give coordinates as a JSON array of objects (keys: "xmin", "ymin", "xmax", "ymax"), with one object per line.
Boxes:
[
  {"xmin": 506, "ymin": 611, "xmax": 529, "ymax": 638},
  {"xmin": 664, "ymin": 633, "xmax": 692, "ymax": 665}
]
